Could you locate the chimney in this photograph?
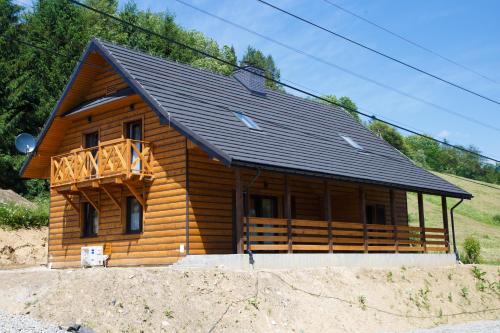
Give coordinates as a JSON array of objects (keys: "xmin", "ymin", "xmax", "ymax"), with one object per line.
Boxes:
[{"xmin": 232, "ymin": 65, "xmax": 266, "ymax": 95}]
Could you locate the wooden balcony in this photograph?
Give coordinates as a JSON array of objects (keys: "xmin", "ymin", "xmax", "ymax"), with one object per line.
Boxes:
[
  {"xmin": 244, "ymin": 217, "xmax": 449, "ymax": 253},
  {"xmin": 51, "ymin": 138, "xmax": 154, "ymax": 191}
]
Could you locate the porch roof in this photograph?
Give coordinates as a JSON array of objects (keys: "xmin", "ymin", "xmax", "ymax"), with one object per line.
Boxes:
[{"xmin": 22, "ymin": 38, "xmax": 472, "ymax": 199}]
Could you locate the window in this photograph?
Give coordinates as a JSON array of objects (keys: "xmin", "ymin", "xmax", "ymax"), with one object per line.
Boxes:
[
  {"xmin": 341, "ymin": 135, "xmax": 363, "ymax": 150},
  {"xmin": 233, "ymin": 112, "xmax": 261, "ymax": 130},
  {"xmin": 126, "ymin": 196, "xmax": 143, "ymax": 233},
  {"xmin": 82, "ymin": 202, "xmax": 98, "ymax": 237},
  {"xmin": 251, "ymin": 195, "xmax": 278, "ymax": 218},
  {"xmin": 366, "ymin": 204, "xmax": 386, "ymax": 224},
  {"xmin": 125, "ymin": 120, "xmax": 143, "ymax": 173}
]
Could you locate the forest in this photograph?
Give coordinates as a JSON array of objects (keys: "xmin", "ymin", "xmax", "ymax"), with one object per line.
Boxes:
[{"xmin": 1, "ymin": 0, "xmax": 499, "ymax": 201}]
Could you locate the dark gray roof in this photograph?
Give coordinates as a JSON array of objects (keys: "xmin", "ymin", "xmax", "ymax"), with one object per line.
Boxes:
[{"xmin": 24, "ymin": 38, "xmax": 472, "ymax": 199}]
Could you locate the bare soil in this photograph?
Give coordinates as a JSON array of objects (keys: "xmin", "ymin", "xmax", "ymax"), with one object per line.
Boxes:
[
  {"xmin": 0, "ymin": 264, "xmax": 498, "ymax": 333},
  {"xmin": 0, "ymin": 227, "xmax": 47, "ymax": 268}
]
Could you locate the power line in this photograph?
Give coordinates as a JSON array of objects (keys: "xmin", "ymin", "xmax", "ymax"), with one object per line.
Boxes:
[
  {"xmin": 171, "ymin": 0, "xmax": 500, "ymax": 133},
  {"xmin": 21, "ymin": 38, "xmax": 500, "ymax": 192},
  {"xmin": 255, "ymin": 0, "xmax": 500, "ymax": 106},
  {"xmin": 322, "ymin": 0, "xmax": 500, "ymax": 86},
  {"xmin": 36, "ymin": 0, "xmax": 499, "ymax": 163}
]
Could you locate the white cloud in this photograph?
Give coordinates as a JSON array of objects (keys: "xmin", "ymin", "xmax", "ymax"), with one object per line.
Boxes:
[{"xmin": 436, "ymin": 130, "xmax": 451, "ymax": 139}]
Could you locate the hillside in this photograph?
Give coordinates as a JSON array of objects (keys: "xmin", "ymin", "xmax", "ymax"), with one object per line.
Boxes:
[{"xmin": 408, "ymin": 172, "xmax": 500, "ymax": 264}]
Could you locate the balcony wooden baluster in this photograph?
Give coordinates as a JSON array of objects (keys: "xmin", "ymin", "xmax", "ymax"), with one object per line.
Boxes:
[{"xmin": 51, "ymin": 138, "xmax": 154, "ymax": 190}]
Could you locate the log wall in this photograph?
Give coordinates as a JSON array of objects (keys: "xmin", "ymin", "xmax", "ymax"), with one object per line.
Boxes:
[{"xmin": 49, "ymin": 66, "xmax": 187, "ymax": 267}]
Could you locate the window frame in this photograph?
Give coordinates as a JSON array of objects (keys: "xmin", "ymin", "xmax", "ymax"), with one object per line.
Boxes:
[
  {"xmin": 233, "ymin": 111, "xmax": 261, "ymax": 130},
  {"xmin": 81, "ymin": 201, "xmax": 98, "ymax": 238},
  {"xmin": 125, "ymin": 196, "xmax": 143, "ymax": 234}
]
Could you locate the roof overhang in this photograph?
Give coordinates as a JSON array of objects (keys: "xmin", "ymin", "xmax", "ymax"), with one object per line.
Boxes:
[{"xmin": 231, "ymin": 159, "xmax": 473, "ymax": 199}]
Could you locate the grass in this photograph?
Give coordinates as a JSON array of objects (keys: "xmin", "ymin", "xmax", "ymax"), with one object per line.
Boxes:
[
  {"xmin": 0, "ymin": 196, "xmax": 49, "ymax": 229},
  {"xmin": 407, "ymin": 172, "xmax": 500, "ymax": 264}
]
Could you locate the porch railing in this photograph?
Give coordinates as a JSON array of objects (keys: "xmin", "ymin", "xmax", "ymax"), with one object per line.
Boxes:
[
  {"xmin": 51, "ymin": 138, "xmax": 153, "ymax": 187},
  {"xmin": 244, "ymin": 217, "xmax": 448, "ymax": 253}
]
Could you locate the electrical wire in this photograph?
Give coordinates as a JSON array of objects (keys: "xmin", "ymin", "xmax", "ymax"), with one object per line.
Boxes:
[
  {"xmin": 322, "ymin": 0, "xmax": 500, "ymax": 86},
  {"xmin": 255, "ymin": 0, "xmax": 500, "ymax": 106},
  {"xmin": 18, "ymin": 4, "xmax": 500, "ymax": 164},
  {"xmin": 171, "ymin": 0, "xmax": 500, "ymax": 133}
]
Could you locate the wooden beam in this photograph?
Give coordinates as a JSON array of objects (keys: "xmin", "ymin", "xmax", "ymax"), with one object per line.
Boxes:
[
  {"xmin": 359, "ymin": 186, "xmax": 368, "ymax": 253},
  {"xmin": 441, "ymin": 196, "xmax": 450, "ymax": 253},
  {"xmin": 101, "ymin": 185, "xmax": 120, "ymax": 209},
  {"xmin": 235, "ymin": 168, "xmax": 244, "ymax": 254},
  {"xmin": 284, "ymin": 174, "xmax": 292, "ymax": 253},
  {"xmin": 123, "ymin": 181, "xmax": 145, "ymax": 207},
  {"xmin": 418, "ymin": 193, "xmax": 426, "ymax": 252},
  {"xmin": 389, "ymin": 189, "xmax": 398, "ymax": 253},
  {"xmin": 324, "ymin": 180, "xmax": 332, "ymax": 253},
  {"xmin": 60, "ymin": 192, "xmax": 80, "ymax": 213},
  {"xmin": 80, "ymin": 189, "xmax": 100, "ymax": 214}
]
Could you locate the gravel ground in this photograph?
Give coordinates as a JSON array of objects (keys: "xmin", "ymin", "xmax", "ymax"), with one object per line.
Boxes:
[
  {"xmin": 0, "ymin": 310, "xmax": 65, "ymax": 333},
  {"xmin": 403, "ymin": 320, "xmax": 500, "ymax": 333}
]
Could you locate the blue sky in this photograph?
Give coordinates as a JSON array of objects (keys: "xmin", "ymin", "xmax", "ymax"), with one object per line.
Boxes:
[{"xmin": 17, "ymin": 0, "xmax": 500, "ymax": 160}]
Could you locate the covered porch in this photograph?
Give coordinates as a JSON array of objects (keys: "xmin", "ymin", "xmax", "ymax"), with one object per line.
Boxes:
[{"xmin": 233, "ymin": 168, "xmax": 453, "ymax": 255}]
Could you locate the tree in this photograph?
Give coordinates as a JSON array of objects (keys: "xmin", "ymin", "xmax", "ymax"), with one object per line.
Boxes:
[
  {"xmin": 318, "ymin": 95, "xmax": 361, "ymax": 122},
  {"xmin": 240, "ymin": 46, "xmax": 283, "ymax": 91},
  {"xmin": 368, "ymin": 120, "xmax": 409, "ymax": 155}
]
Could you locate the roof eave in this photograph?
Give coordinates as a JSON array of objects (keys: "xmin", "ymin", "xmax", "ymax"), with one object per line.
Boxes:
[{"xmin": 231, "ymin": 160, "xmax": 473, "ymax": 200}]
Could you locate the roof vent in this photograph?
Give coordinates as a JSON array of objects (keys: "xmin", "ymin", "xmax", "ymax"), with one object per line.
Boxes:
[{"xmin": 233, "ymin": 66, "xmax": 266, "ymax": 95}]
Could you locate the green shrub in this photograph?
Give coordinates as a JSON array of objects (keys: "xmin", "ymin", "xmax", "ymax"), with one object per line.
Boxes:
[
  {"xmin": 0, "ymin": 199, "xmax": 48, "ymax": 229},
  {"xmin": 462, "ymin": 236, "xmax": 481, "ymax": 264},
  {"xmin": 493, "ymin": 214, "xmax": 500, "ymax": 225}
]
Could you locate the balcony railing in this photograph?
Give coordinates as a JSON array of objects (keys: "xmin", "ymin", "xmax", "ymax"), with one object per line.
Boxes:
[
  {"xmin": 244, "ymin": 217, "xmax": 448, "ymax": 253},
  {"xmin": 51, "ymin": 138, "xmax": 153, "ymax": 187}
]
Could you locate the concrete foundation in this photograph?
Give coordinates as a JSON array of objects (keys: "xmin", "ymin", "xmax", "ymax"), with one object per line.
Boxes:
[{"xmin": 173, "ymin": 253, "xmax": 457, "ymax": 270}]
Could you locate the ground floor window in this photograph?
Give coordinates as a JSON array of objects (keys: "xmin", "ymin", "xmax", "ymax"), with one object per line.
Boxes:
[
  {"xmin": 366, "ymin": 204, "xmax": 386, "ymax": 224},
  {"xmin": 82, "ymin": 202, "xmax": 98, "ymax": 237},
  {"xmin": 126, "ymin": 196, "xmax": 143, "ymax": 233},
  {"xmin": 251, "ymin": 195, "xmax": 278, "ymax": 218}
]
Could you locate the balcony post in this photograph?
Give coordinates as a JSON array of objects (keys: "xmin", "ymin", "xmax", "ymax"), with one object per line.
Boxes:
[
  {"xmin": 235, "ymin": 167, "xmax": 244, "ymax": 254},
  {"xmin": 359, "ymin": 186, "xmax": 368, "ymax": 253},
  {"xmin": 418, "ymin": 193, "xmax": 427, "ymax": 253},
  {"xmin": 126, "ymin": 139, "xmax": 131, "ymax": 179},
  {"xmin": 390, "ymin": 189, "xmax": 399, "ymax": 253},
  {"xmin": 441, "ymin": 196, "xmax": 450, "ymax": 253},
  {"xmin": 284, "ymin": 174, "xmax": 292, "ymax": 253},
  {"xmin": 324, "ymin": 180, "xmax": 332, "ymax": 253}
]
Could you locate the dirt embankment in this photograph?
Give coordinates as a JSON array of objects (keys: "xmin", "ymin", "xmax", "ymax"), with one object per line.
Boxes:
[
  {"xmin": 0, "ymin": 227, "xmax": 47, "ymax": 268},
  {"xmin": 0, "ymin": 265, "xmax": 498, "ymax": 333}
]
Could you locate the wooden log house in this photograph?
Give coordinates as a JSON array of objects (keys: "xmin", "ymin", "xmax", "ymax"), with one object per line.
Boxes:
[{"xmin": 20, "ymin": 39, "xmax": 472, "ymax": 268}]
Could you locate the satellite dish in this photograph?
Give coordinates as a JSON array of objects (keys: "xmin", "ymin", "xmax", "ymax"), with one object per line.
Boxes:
[{"xmin": 15, "ymin": 133, "xmax": 36, "ymax": 154}]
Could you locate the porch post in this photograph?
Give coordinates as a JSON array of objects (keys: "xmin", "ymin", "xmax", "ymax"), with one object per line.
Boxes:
[
  {"xmin": 324, "ymin": 180, "xmax": 332, "ymax": 253},
  {"xmin": 284, "ymin": 174, "xmax": 292, "ymax": 253},
  {"xmin": 359, "ymin": 186, "xmax": 368, "ymax": 253},
  {"xmin": 417, "ymin": 193, "xmax": 427, "ymax": 253},
  {"xmin": 235, "ymin": 168, "xmax": 244, "ymax": 254},
  {"xmin": 441, "ymin": 196, "xmax": 450, "ymax": 253},
  {"xmin": 389, "ymin": 189, "xmax": 398, "ymax": 253}
]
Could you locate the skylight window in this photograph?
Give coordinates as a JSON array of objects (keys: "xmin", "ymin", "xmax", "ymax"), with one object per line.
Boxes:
[
  {"xmin": 233, "ymin": 112, "xmax": 261, "ymax": 130},
  {"xmin": 341, "ymin": 135, "xmax": 363, "ymax": 150}
]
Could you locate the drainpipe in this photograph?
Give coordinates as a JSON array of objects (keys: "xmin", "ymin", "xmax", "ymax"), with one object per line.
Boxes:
[
  {"xmin": 244, "ymin": 168, "xmax": 261, "ymax": 265},
  {"xmin": 450, "ymin": 199, "xmax": 463, "ymax": 262}
]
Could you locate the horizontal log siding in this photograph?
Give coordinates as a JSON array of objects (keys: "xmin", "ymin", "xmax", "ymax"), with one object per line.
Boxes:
[{"xmin": 49, "ymin": 96, "xmax": 187, "ymax": 267}]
